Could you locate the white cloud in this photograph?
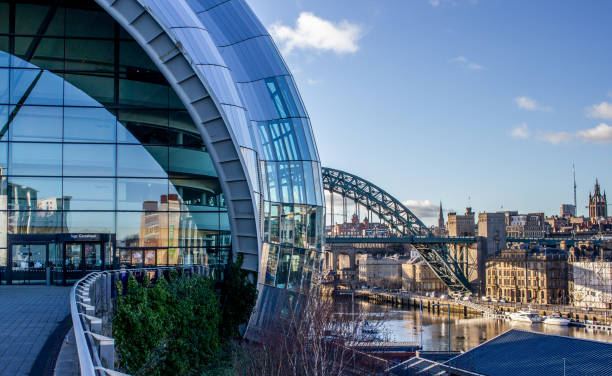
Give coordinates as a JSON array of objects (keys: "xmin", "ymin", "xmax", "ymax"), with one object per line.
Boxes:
[
  {"xmin": 511, "ymin": 123, "xmax": 530, "ymax": 139},
  {"xmin": 428, "ymin": 0, "xmax": 441, "ymax": 6},
  {"xmin": 269, "ymin": 12, "xmax": 363, "ymax": 55},
  {"xmin": 514, "ymin": 96, "xmax": 552, "ymax": 112},
  {"xmin": 306, "ymin": 78, "xmax": 321, "ymax": 85},
  {"xmin": 403, "ymin": 200, "xmax": 440, "ymax": 218},
  {"xmin": 586, "ymin": 101, "xmax": 612, "ymax": 119},
  {"xmin": 577, "ymin": 123, "xmax": 612, "ymax": 143},
  {"xmin": 535, "ymin": 130, "xmax": 572, "ymax": 145},
  {"xmin": 449, "ymin": 56, "xmax": 483, "ymax": 71}
]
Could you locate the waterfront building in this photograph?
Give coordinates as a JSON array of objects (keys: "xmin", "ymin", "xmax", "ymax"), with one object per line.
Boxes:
[
  {"xmin": 358, "ymin": 255, "xmax": 401, "ymax": 284},
  {"xmin": 400, "ymin": 256, "xmax": 446, "ymax": 293},
  {"xmin": 589, "ymin": 179, "xmax": 608, "ymax": 220},
  {"xmin": 0, "ymin": 0, "xmax": 325, "ymax": 329},
  {"xmin": 447, "ymin": 207, "xmax": 475, "ymax": 237},
  {"xmin": 485, "ymin": 244, "xmax": 568, "ymax": 304}
]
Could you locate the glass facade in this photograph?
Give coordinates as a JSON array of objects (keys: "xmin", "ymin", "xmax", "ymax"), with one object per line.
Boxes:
[{"xmin": 0, "ymin": 0, "xmax": 229, "ymax": 283}]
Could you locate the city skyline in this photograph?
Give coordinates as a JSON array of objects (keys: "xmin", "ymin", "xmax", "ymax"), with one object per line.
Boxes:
[{"xmin": 248, "ymin": 0, "xmax": 612, "ymax": 225}]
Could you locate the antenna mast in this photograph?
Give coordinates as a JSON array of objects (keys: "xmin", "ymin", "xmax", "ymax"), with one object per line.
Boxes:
[{"xmin": 573, "ymin": 163, "xmax": 577, "ymax": 213}]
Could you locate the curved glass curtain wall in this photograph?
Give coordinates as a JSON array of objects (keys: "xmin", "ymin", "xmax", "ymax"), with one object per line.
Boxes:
[
  {"xmin": 187, "ymin": 0, "xmax": 326, "ymax": 294},
  {"xmin": 0, "ymin": 0, "xmax": 230, "ymax": 280}
]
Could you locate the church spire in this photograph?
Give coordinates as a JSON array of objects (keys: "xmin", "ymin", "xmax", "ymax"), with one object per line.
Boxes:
[{"xmin": 438, "ymin": 201, "xmax": 445, "ymax": 229}]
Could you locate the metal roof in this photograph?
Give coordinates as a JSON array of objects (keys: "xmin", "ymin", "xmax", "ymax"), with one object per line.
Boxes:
[{"xmin": 445, "ymin": 329, "xmax": 612, "ymax": 376}]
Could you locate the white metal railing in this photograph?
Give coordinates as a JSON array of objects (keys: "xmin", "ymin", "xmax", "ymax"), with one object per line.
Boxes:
[{"xmin": 70, "ymin": 266, "xmax": 208, "ymax": 376}]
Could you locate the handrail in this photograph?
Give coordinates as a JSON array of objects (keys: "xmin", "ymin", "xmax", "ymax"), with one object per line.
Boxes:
[{"xmin": 70, "ymin": 265, "xmax": 208, "ymax": 376}]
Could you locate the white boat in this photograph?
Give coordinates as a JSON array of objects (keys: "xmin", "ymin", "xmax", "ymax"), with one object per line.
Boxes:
[
  {"xmin": 509, "ymin": 310, "xmax": 542, "ymax": 323},
  {"xmin": 543, "ymin": 314, "xmax": 570, "ymax": 326}
]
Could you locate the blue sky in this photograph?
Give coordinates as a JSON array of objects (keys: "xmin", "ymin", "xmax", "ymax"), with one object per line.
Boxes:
[{"xmin": 247, "ymin": 0, "xmax": 612, "ymax": 225}]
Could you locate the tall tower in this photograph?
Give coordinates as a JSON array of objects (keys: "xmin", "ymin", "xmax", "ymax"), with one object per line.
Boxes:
[
  {"xmin": 573, "ymin": 163, "xmax": 577, "ymax": 212},
  {"xmin": 438, "ymin": 201, "xmax": 445, "ymax": 229}
]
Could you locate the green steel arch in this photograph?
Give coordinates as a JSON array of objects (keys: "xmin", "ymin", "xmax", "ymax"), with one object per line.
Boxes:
[{"xmin": 322, "ymin": 167, "xmax": 472, "ymax": 294}]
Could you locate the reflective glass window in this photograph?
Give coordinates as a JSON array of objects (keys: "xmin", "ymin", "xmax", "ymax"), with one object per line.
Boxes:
[
  {"xmin": 0, "ymin": 141, "xmax": 6, "ymax": 171},
  {"xmin": 119, "ymin": 79, "xmax": 169, "ymax": 109},
  {"xmin": 265, "ymin": 78, "xmax": 288, "ymax": 118},
  {"xmin": 169, "ymin": 146, "xmax": 216, "ymax": 177},
  {"xmin": 10, "ymin": 142, "xmax": 62, "ymax": 176},
  {"xmin": 10, "ymin": 69, "xmax": 63, "ymax": 106},
  {"xmin": 0, "ymin": 107, "xmax": 7, "ymax": 141},
  {"xmin": 280, "ymin": 120, "xmax": 299, "ymax": 160},
  {"xmin": 269, "ymin": 203, "xmax": 280, "ymax": 244},
  {"xmin": 288, "ymin": 248, "xmax": 305, "ymax": 290},
  {"xmin": 9, "ymin": 105, "xmax": 62, "ymax": 141},
  {"xmin": 64, "ymin": 73, "xmax": 114, "ymax": 106},
  {"xmin": 302, "ymin": 162, "xmax": 316, "ymax": 205},
  {"xmin": 120, "ymin": 41, "xmax": 158, "ymax": 72},
  {"xmin": 8, "ymin": 210, "xmax": 65, "ymax": 234},
  {"xmin": 15, "ymin": 4, "xmax": 64, "ymax": 36},
  {"xmin": 66, "ymin": 39, "xmax": 114, "ymax": 72},
  {"xmin": 63, "ymin": 144, "xmax": 115, "ymax": 176},
  {"xmin": 264, "ymin": 243, "xmax": 279, "ymax": 285},
  {"xmin": 0, "ymin": 69, "xmax": 8, "ymax": 103},
  {"xmin": 265, "ymin": 163, "xmax": 279, "ymax": 202},
  {"xmin": 7, "ymin": 177, "xmax": 62, "ymax": 211},
  {"xmin": 117, "ymin": 178, "xmax": 168, "ymax": 211},
  {"xmin": 65, "ymin": 8, "xmax": 114, "ymax": 38},
  {"xmin": 13, "ymin": 37, "xmax": 65, "ymax": 70},
  {"xmin": 116, "ymin": 211, "xmax": 168, "ymax": 248},
  {"xmin": 117, "ymin": 145, "xmax": 167, "ymax": 178},
  {"xmin": 290, "ymin": 162, "xmax": 305, "ymax": 204},
  {"xmin": 65, "ymin": 211, "xmax": 115, "ymax": 234},
  {"xmin": 275, "ymin": 246, "xmax": 292, "ymax": 288},
  {"xmin": 63, "ymin": 178, "xmax": 115, "ymax": 210},
  {"xmin": 64, "ymin": 107, "xmax": 116, "ymax": 143},
  {"xmin": 269, "ymin": 121, "xmax": 287, "ymax": 160},
  {"xmin": 118, "ymin": 109, "xmax": 169, "ymax": 145},
  {"xmin": 278, "ymin": 162, "xmax": 292, "ymax": 203}
]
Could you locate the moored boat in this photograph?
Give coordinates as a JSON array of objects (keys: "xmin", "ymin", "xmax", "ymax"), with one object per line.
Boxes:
[
  {"xmin": 543, "ymin": 314, "xmax": 570, "ymax": 326},
  {"xmin": 509, "ymin": 310, "xmax": 542, "ymax": 323}
]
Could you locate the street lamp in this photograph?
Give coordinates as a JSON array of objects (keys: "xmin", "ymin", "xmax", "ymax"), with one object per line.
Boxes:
[{"xmin": 433, "ymin": 302, "xmax": 451, "ymax": 353}]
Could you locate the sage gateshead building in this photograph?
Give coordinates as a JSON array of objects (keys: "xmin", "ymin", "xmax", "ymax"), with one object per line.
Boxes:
[{"xmin": 0, "ymin": 0, "xmax": 325, "ymax": 323}]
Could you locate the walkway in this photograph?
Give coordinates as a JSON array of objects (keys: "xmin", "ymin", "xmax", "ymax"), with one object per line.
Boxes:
[{"xmin": 0, "ymin": 285, "xmax": 71, "ymax": 376}]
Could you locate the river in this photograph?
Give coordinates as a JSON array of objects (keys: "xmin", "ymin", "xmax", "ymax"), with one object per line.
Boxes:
[{"xmin": 335, "ymin": 299, "xmax": 612, "ymax": 352}]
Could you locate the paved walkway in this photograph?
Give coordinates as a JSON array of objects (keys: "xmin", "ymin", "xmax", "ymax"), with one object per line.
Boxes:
[{"xmin": 0, "ymin": 286, "xmax": 71, "ymax": 376}]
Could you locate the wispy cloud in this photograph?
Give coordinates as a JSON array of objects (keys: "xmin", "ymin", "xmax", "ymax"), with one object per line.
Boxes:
[
  {"xmin": 510, "ymin": 123, "xmax": 530, "ymax": 139},
  {"xmin": 403, "ymin": 200, "xmax": 439, "ymax": 218},
  {"xmin": 449, "ymin": 56, "xmax": 483, "ymax": 71},
  {"xmin": 428, "ymin": 0, "xmax": 479, "ymax": 7},
  {"xmin": 428, "ymin": 0, "xmax": 441, "ymax": 6},
  {"xmin": 536, "ymin": 131, "xmax": 572, "ymax": 145},
  {"xmin": 306, "ymin": 78, "xmax": 322, "ymax": 85},
  {"xmin": 586, "ymin": 101, "xmax": 612, "ymax": 119},
  {"xmin": 514, "ymin": 96, "xmax": 553, "ymax": 112},
  {"xmin": 511, "ymin": 123, "xmax": 612, "ymax": 144},
  {"xmin": 577, "ymin": 123, "xmax": 612, "ymax": 143},
  {"xmin": 269, "ymin": 12, "xmax": 363, "ymax": 55}
]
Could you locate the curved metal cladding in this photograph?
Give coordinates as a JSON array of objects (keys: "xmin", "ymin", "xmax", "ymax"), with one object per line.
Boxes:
[{"xmin": 95, "ymin": 0, "xmax": 326, "ymax": 323}]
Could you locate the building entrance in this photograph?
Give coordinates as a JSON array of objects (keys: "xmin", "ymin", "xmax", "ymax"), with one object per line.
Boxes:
[{"xmin": 5, "ymin": 234, "xmax": 113, "ymax": 285}]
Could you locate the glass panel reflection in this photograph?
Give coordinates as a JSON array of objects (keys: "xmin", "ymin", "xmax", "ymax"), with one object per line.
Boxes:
[
  {"xmin": 63, "ymin": 178, "xmax": 114, "ymax": 210},
  {"xmin": 10, "ymin": 142, "xmax": 62, "ymax": 176},
  {"xmin": 9, "ymin": 105, "xmax": 62, "ymax": 141},
  {"xmin": 63, "ymin": 144, "xmax": 115, "ymax": 176}
]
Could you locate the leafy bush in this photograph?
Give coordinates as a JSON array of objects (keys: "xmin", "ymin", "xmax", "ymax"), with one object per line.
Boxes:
[{"xmin": 113, "ymin": 260, "xmax": 257, "ymax": 375}]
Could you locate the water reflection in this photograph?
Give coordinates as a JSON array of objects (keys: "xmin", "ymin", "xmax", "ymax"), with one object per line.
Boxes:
[{"xmin": 335, "ymin": 299, "xmax": 612, "ymax": 352}]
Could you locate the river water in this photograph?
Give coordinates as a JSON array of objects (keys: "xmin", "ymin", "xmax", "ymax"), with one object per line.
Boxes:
[{"xmin": 335, "ymin": 299, "xmax": 612, "ymax": 352}]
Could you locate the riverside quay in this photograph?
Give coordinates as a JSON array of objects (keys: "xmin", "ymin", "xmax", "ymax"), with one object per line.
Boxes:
[{"xmin": 0, "ymin": 0, "xmax": 325, "ymax": 328}]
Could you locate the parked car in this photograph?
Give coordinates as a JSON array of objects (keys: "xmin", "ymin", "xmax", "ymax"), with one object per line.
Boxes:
[
  {"xmin": 481, "ymin": 296, "xmax": 491, "ymax": 302},
  {"xmin": 499, "ymin": 298, "xmax": 507, "ymax": 303}
]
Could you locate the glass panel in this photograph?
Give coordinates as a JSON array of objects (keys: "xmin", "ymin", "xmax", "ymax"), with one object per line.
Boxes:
[
  {"xmin": 117, "ymin": 145, "xmax": 167, "ymax": 178},
  {"xmin": 290, "ymin": 162, "xmax": 305, "ymax": 204},
  {"xmin": 119, "ymin": 79, "xmax": 168, "ymax": 109},
  {"xmin": 302, "ymin": 162, "xmax": 316, "ymax": 205},
  {"xmin": 64, "ymin": 73, "xmax": 114, "ymax": 106},
  {"xmin": 117, "ymin": 109, "xmax": 169, "ymax": 144},
  {"xmin": 288, "ymin": 248, "xmax": 305, "ymax": 290},
  {"xmin": 63, "ymin": 144, "xmax": 115, "ymax": 176},
  {"xmin": 0, "ymin": 69, "xmax": 8, "ymax": 103},
  {"xmin": 0, "ymin": 40, "xmax": 8, "ymax": 67},
  {"xmin": 15, "ymin": 4, "xmax": 64, "ymax": 36},
  {"xmin": 10, "ymin": 69, "xmax": 63, "ymax": 106},
  {"xmin": 64, "ymin": 107, "xmax": 116, "ymax": 143},
  {"xmin": 169, "ymin": 146, "xmax": 216, "ymax": 177},
  {"xmin": 84, "ymin": 243, "xmax": 101, "ymax": 269},
  {"xmin": 9, "ymin": 211, "xmax": 65, "ymax": 234},
  {"xmin": 9, "ymin": 105, "xmax": 62, "ymax": 141},
  {"xmin": 278, "ymin": 162, "xmax": 292, "ymax": 203},
  {"xmin": 7, "ymin": 177, "xmax": 62, "ymax": 211},
  {"xmin": 264, "ymin": 243, "xmax": 279, "ymax": 286},
  {"xmin": 66, "ymin": 39, "xmax": 114, "ymax": 72},
  {"xmin": 144, "ymin": 250, "xmax": 156, "ymax": 266},
  {"xmin": 157, "ymin": 249, "xmax": 168, "ymax": 266},
  {"xmin": 178, "ymin": 212, "xmax": 218, "ymax": 247},
  {"xmin": 66, "ymin": 8, "xmax": 114, "ymax": 38},
  {"xmin": 269, "ymin": 203, "xmax": 280, "ymax": 243},
  {"xmin": 13, "ymin": 37, "xmax": 65, "ymax": 70},
  {"xmin": 63, "ymin": 178, "xmax": 115, "ymax": 210},
  {"xmin": 65, "ymin": 211, "xmax": 115, "ymax": 234},
  {"xmin": 131, "ymin": 249, "xmax": 143, "ymax": 266},
  {"xmin": 265, "ymin": 162, "xmax": 279, "ymax": 202},
  {"xmin": 120, "ymin": 41, "xmax": 158, "ymax": 72},
  {"xmin": 276, "ymin": 246, "xmax": 292, "ymax": 289},
  {"xmin": 119, "ymin": 249, "xmax": 130, "ymax": 267},
  {"xmin": 0, "ymin": 248, "xmax": 6, "ymax": 268},
  {"xmin": 117, "ymin": 178, "xmax": 168, "ymax": 211},
  {"xmin": 66, "ymin": 244, "xmax": 82, "ymax": 270},
  {"xmin": 0, "ymin": 140, "xmax": 8, "ymax": 168},
  {"xmin": 117, "ymin": 211, "xmax": 168, "ymax": 248}
]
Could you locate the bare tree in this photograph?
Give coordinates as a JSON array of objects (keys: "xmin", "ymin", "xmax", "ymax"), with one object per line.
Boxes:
[{"xmin": 232, "ymin": 289, "xmax": 391, "ymax": 376}]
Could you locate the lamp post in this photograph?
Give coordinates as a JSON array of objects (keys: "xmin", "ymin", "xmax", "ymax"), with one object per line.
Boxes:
[{"xmin": 433, "ymin": 302, "xmax": 451, "ymax": 353}]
